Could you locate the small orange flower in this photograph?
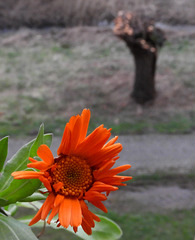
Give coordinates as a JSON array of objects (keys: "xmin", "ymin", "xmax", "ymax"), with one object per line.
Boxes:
[{"xmin": 12, "ymin": 109, "xmax": 132, "ymax": 235}]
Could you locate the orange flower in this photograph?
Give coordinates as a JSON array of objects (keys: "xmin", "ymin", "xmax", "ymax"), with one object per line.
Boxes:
[{"xmin": 12, "ymin": 109, "xmax": 132, "ymax": 235}]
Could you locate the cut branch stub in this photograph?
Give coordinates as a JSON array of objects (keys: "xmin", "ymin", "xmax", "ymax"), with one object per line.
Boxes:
[{"xmin": 113, "ymin": 11, "xmax": 165, "ymax": 104}]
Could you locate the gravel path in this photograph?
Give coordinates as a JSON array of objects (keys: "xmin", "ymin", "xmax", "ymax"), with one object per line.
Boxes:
[
  {"xmin": 106, "ymin": 185, "xmax": 195, "ymax": 213},
  {"xmin": 7, "ymin": 134, "xmax": 195, "ymax": 213},
  {"xmin": 8, "ymin": 134, "xmax": 195, "ymax": 175}
]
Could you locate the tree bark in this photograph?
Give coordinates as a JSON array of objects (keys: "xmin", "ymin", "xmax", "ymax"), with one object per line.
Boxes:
[{"xmin": 129, "ymin": 44, "xmax": 156, "ymax": 104}]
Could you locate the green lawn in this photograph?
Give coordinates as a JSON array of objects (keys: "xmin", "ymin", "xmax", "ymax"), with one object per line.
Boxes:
[
  {"xmin": 32, "ymin": 209, "xmax": 195, "ymax": 240},
  {"xmin": 107, "ymin": 209, "xmax": 195, "ymax": 240}
]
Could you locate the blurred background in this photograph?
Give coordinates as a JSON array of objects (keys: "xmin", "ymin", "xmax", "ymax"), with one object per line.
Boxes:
[{"xmin": 0, "ymin": 0, "xmax": 195, "ymax": 239}]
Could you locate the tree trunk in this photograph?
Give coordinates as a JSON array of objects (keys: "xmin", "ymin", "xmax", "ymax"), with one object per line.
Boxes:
[
  {"xmin": 129, "ymin": 44, "xmax": 156, "ymax": 104},
  {"xmin": 113, "ymin": 11, "xmax": 166, "ymax": 104}
]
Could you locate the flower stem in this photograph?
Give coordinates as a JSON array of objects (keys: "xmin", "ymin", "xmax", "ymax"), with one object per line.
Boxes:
[{"xmin": 37, "ymin": 220, "xmax": 46, "ymax": 239}]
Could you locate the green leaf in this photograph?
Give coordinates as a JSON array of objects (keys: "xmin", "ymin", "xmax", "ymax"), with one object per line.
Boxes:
[
  {"xmin": 19, "ymin": 192, "xmax": 47, "ymax": 202},
  {"xmin": 29, "ymin": 124, "xmax": 52, "ymax": 157},
  {"xmin": 0, "ymin": 140, "xmax": 35, "ymax": 192},
  {"xmin": 0, "ymin": 214, "xmax": 38, "ymax": 240},
  {"xmin": 19, "ymin": 214, "xmax": 123, "ymax": 240},
  {"xmin": 0, "ymin": 130, "xmax": 52, "ymax": 193},
  {"xmin": 4, "ymin": 204, "xmax": 18, "ymax": 216},
  {"xmin": 0, "ymin": 136, "xmax": 8, "ymax": 172},
  {"xmin": 73, "ymin": 215, "xmax": 122, "ymax": 240},
  {"xmin": 0, "ymin": 198, "xmax": 8, "ymax": 206},
  {"xmin": 43, "ymin": 133, "xmax": 53, "ymax": 148},
  {"xmin": 30, "ymin": 124, "xmax": 44, "ymax": 157},
  {"xmin": 0, "ymin": 169, "xmax": 41, "ymax": 206},
  {"xmin": 0, "ymin": 125, "xmax": 52, "ymax": 206},
  {"xmin": 17, "ymin": 201, "xmax": 43, "ymax": 211}
]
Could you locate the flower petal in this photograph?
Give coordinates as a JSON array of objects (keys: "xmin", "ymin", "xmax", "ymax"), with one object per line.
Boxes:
[
  {"xmin": 59, "ymin": 198, "xmax": 72, "ymax": 228},
  {"xmin": 90, "ymin": 211, "xmax": 100, "ymax": 222},
  {"xmin": 41, "ymin": 192, "xmax": 55, "ymax": 219},
  {"xmin": 84, "ymin": 190, "xmax": 107, "ymax": 201},
  {"xmin": 27, "ymin": 161, "xmax": 51, "ymax": 171},
  {"xmin": 29, "ymin": 157, "xmax": 37, "ymax": 163},
  {"xmin": 57, "ymin": 124, "xmax": 71, "ymax": 155},
  {"xmin": 11, "ymin": 171, "xmax": 44, "ymax": 179},
  {"xmin": 89, "ymin": 143, "xmax": 122, "ymax": 167},
  {"xmin": 37, "ymin": 144, "xmax": 54, "ymax": 165},
  {"xmin": 90, "ymin": 181, "xmax": 118, "ymax": 192},
  {"xmin": 70, "ymin": 198, "xmax": 82, "ymax": 227},
  {"xmin": 103, "ymin": 136, "xmax": 118, "ymax": 148},
  {"xmin": 107, "ymin": 164, "xmax": 131, "ymax": 175},
  {"xmin": 80, "ymin": 200, "xmax": 95, "ymax": 227},
  {"xmin": 29, "ymin": 205, "xmax": 44, "ymax": 226},
  {"xmin": 47, "ymin": 206, "xmax": 59, "ymax": 224},
  {"xmin": 68, "ymin": 115, "xmax": 77, "ymax": 130},
  {"xmin": 53, "ymin": 182, "xmax": 63, "ymax": 193},
  {"xmin": 81, "ymin": 218, "xmax": 92, "ymax": 235},
  {"xmin": 93, "ymin": 160, "xmax": 115, "ymax": 179},
  {"xmin": 89, "ymin": 200, "xmax": 108, "ymax": 213},
  {"xmin": 58, "ymin": 109, "xmax": 90, "ymax": 155},
  {"xmin": 100, "ymin": 176, "xmax": 133, "ymax": 185},
  {"xmin": 39, "ymin": 176, "xmax": 52, "ymax": 192},
  {"xmin": 74, "ymin": 125, "xmax": 111, "ymax": 158},
  {"xmin": 69, "ymin": 116, "xmax": 82, "ymax": 154},
  {"xmin": 79, "ymin": 109, "xmax": 90, "ymax": 143},
  {"xmin": 95, "ymin": 164, "xmax": 131, "ymax": 179},
  {"xmin": 54, "ymin": 194, "xmax": 64, "ymax": 207}
]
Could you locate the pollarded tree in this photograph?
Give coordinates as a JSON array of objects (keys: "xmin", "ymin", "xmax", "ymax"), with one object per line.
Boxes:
[{"xmin": 113, "ymin": 11, "xmax": 165, "ymax": 104}]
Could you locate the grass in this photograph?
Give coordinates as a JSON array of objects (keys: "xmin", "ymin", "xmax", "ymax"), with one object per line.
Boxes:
[
  {"xmin": 31, "ymin": 209, "xmax": 195, "ymax": 240},
  {"xmin": 110, "ymin": 114, "xmax": 195, "ymax": 135},
  {"xmin": 105, "ymin": 209, "xmax": 195, "ymax": 240},
  {"xmin": 111, "ymin": 121, "xmax": 147, "ymax": 134},
  {"xmin": 1, "ymin": 113, "xmax": 194, "ymax": 137},
  {"xmin": 154, "ymin": 117, "xmax": 194, "ymax": 134},
  {"xmin": 0, "ymin": 30, "xmax": 195, "ymax": 137}
]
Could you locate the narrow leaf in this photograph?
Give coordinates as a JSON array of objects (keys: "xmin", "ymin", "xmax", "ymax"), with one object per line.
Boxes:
[
  {"xmin": 30, "ymin": 124, "xmax": 44, "ymax": 157},
  {"xmin": 43, "ymin": 133, "xmax": 53, "ymax": 148},
  {"xmin": 0, "ymin": 136, "xmax": 8, "ymax": 172},
  {"xmin": 0, "ymin": 214, "xmax": 38, "ymax": 240}
]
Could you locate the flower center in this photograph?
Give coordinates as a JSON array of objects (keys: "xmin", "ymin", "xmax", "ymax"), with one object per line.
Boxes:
[{"xmin": 51, "ymin": 155, "xmax": 93, "ymax": 198}]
